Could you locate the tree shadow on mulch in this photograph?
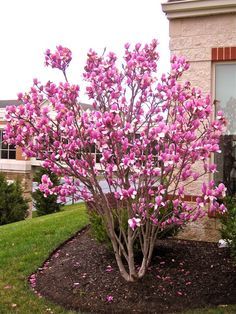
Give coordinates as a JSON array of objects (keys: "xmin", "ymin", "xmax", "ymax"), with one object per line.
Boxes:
[{"xmin": 32, "ymin": 227, "xmax": 236, "ymax": 313}]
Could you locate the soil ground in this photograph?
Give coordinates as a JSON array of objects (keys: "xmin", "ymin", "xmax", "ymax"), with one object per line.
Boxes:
[{"xmin": 33, "ymin": 227, "xmax": 236, "ymax": 313}]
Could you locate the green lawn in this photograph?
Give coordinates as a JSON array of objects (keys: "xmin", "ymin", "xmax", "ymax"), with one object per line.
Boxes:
[
  {"xmin": 0, "ymin": 203, "xmax": 235, "ymax": 314},
  {"xmin": 0, "ymin": 203, "xmax": 88, "ymax": 314},
  {"xmin": 183, "ymin": 306, "xmax": 236, "ymax": 314}
]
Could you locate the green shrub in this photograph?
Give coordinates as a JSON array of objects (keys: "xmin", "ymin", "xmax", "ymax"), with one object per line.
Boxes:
[
  {"xmin": 0, "ymin": 173, "xmax": 29, "ymax": 225},
  {"xmin": 87, "ymin": 194, "xmax": 181, "ymax": 248},
  {"xmin": 32, "ymin": 167, "xmax": 61, "ymax": 216},
  {"xmin": 220, "ymin": 196, "xmax": 236, "ymax": 258},
  {"xmin": 89, "ymin": 211, "xmax": 109, "ymax": 244}
]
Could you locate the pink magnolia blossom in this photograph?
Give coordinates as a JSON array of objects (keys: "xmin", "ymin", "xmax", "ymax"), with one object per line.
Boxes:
[{"xmin": 128, "ymin": 217, "xmax": 141, "ymax": 231}]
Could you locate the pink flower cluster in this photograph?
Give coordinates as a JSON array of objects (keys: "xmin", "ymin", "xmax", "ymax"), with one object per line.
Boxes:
[
  {"xmin": 38, "ymin": 174, "xmax": 53, "ymax": 197},
  {"xmin": 5, "ymin": 40, "xmax": 227, "ymax": 237},
  {"xmin": 45, "ymin": 45, "xmax": 72, "ymax": 71},
  {"xmin": 128, "ymin": 217, "xmax": 141, "ymax": 231}
]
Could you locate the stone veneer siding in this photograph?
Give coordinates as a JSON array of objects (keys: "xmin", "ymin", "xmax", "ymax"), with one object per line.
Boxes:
[
  {"xmin": 169, "ymin": 13, "xmax": 236, "ymax": 92},
  {"xmin": 167, "ymin": 13, "xmax": 236, "ymax": 241}
]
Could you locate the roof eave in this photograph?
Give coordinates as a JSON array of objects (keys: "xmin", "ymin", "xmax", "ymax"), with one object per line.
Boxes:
[{"xmin": 162, "ymin": 0, "xmax": 236, "ymax": 19}]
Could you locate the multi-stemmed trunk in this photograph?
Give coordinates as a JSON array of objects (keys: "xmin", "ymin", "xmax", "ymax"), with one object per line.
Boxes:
[{"xmin": 104, "ymin": 211, "xmax": 157, "ymax": 282}]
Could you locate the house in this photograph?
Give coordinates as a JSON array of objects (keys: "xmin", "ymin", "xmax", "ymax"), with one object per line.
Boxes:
[{"xmin": 162, "ymin": 0, "xmax": 236, "ymax": 241}]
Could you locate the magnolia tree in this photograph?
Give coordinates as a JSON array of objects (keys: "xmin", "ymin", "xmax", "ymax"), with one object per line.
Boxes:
[{"xmin": 5, "ymin": 41, "xmax": 227, "ymax": 282}]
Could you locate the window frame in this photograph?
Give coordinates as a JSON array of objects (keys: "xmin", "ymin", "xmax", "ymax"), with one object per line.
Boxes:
[
  {"xmin": 0, "ymin": 129, "xmax": 16, "ymax": 160},
  {"xmin": 212, "ymin": 61, "xmax": 236, "ymax": 194}
]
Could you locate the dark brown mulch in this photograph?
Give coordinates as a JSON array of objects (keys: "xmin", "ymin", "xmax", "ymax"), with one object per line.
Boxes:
[{"xmin": 33, "ymin": 227, "xmax": 236, "ymax": 314}]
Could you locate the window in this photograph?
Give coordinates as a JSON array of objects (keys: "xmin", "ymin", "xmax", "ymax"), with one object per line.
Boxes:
[
  {"xmin": 76, "ymin": 144, "xmax": 102, "ymax": 164},
  {"xmin": 214, "ymin": 63, "xmax": 236, "ymax": 194},
  {"xmin": 91, "ymin": 144, "xmax": 102, "ymax": 163},
  {"xmin": 0, "ymin": 130, "xmax": 16, "ymax": 159}
]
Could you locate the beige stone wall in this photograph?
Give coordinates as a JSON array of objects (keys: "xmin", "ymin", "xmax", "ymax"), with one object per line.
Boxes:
[
  {"xmin": 168, "ymin": 13, "xmax": 236, "ymax": 241},
  {"xmin": 170, "ymin": 14, "xmax": 236, "ymax": 92},
  {"xmin": 177, "ymin": 214, "xmax": 221, "ymax": 242}
]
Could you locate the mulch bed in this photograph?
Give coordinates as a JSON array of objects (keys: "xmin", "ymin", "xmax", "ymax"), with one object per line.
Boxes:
[{"xmin": 33, "ymin": 227, "xmax": 236, "ymax": 313}]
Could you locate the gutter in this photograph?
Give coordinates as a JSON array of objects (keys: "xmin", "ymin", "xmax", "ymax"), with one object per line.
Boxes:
[{"xmin": 162, "ymin": 0, "xmax": 236, "ymax": 19}]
